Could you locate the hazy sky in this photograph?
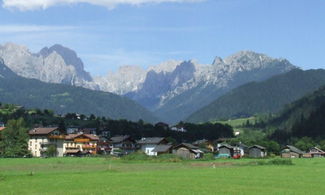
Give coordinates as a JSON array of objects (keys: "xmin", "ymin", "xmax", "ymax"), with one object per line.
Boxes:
[{"xmin": 0, "ymin": 0, "xmax": 324, "ymax": 76}]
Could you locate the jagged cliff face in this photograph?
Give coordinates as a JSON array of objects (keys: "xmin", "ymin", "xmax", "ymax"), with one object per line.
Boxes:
[
  {"xmin": 94, "ymin": 66, "xmax": 147, "ymax": 95},
  {"xmin": 0, "ymin": 57, "xmax": 17, "ymax": 79},
  {"xmin": 0, "ymin": 43, "xmax": 96, "ymax": 89},
  {"xmin": 126, "ymin": 60, "xmax": 199, "ymax": 109}
]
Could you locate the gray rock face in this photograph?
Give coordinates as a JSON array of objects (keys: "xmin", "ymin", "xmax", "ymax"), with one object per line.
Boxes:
[
  {"xmin": 0, "ymin": 57, "xmax": 17, "ymax": 79},
  {"xmin": 39, "ymin": 44, "xmax": 93, "ymax": 82},
  {"xmin": 0, "ymin": 43, "xmax": 97, "ymax": 89},
  {"xmin": 126, "ymin": 60, "xmax": 198, "ymax": 109}
]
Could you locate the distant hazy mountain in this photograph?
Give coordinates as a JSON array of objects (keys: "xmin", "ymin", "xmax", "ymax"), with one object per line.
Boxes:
[
  {"xmin": 94, "ymin": 60, "xmax": 183, "ymax": 95},
  {"xmin": 0, "ymin": 43, "xmax": 97, "ymax": 89},
  {"xmin": 187, "ymin": 69, "xmax": 325, "ymax": 123},
  {"xmin": 0, "ymin": 59, "xmax": 157, "ymax": 122}
]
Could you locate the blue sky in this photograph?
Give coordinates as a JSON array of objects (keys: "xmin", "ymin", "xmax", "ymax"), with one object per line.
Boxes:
[{"xmin": 0, "ymin": 0, "xmax": 324, "ymax": 76}]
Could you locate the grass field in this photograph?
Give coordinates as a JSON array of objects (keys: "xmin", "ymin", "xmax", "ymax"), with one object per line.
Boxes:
[{"xmin": 1, "ymin": 157, "xmax": 325, "ymax": 194}]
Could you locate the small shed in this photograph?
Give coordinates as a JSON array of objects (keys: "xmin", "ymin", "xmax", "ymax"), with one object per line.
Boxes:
[
  {"xmin": 308, "ymin": 147, "xmax": 325, "ymax": 158},
  {"xmin": 218, "ymin": 144, "xmax": 234, "ymax": 157},
  {"xmin": 248, "ymin": 145, "xmax": 267, "ymax": 158},
  {"xmin": 281, "ymin": 145, "xmax": 304, "ymax": 158},
  {"xmin": 173, "ymin": 143, "xmax": 204, "ymax": 159}
]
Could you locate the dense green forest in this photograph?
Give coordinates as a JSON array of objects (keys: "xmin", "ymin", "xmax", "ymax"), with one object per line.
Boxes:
[
  {"xmin": 268, "ymin": 86, "xmax": 325, "ymax": 143},
  {"xmin": 0, "ymin": 103, "xmax": 234, "ymax": 143},
  {"xmin": 186, "ymin": 69, "xmax": 325, "ymax": 123},
  {"xmin": 0, "ymin": 60, "xmax": 157, "ymax": 123}
]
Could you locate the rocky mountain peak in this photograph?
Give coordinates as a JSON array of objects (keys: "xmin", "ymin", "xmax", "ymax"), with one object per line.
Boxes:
[
  {"xmin": 212, "ymin": 57, "xmax": 224, "ymax": 65},
  {"xmin": 39, "ymin": 44, "xmax": 92, "ymax": 82}
]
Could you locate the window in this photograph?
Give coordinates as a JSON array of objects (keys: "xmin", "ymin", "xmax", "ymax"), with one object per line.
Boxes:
[{"xmin": 29, "ymin": 141, "xmax": 32, "ymax": 147}]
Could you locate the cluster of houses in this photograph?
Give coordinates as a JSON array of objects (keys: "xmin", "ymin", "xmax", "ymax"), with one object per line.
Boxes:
[{"xmin": 1, "ymin": 123, "xmax": 325, "ymax": 159}]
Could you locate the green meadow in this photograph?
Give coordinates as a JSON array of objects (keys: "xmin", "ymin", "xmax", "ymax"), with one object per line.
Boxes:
[{"xmin": 1, "ymin": 157, "xmax": 325, "ymax": 195}]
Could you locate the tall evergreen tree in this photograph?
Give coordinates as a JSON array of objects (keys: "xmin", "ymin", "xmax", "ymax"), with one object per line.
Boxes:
[{"xmin": 0, "ymin": 118, "xmax": 30, "ymax": 157}]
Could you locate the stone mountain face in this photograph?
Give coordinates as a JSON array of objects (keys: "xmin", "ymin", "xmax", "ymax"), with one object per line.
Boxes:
[
  {"xmin": 39, "ymin": 44, "xmax": 93, "ymax": 82},
  {"xmin": 0, "ymin": 43, "xmax": 96, "ymax": 89},
  {"xmin": 126, "ymin": 60, "xmax": 198, "ymax": 110},
  {"xmin": 94, "ymin": 65, "xmax": 147, "ymax": 95},
  {"xmin": 0, "ymin": 57, "xmax": 17, "ymax": 79}
]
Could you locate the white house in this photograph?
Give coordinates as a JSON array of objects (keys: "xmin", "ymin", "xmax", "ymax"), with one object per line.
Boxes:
[
  {"xmin": 137, "ymin": 137, "xmax": 169, "ymax": 156},
  {"xmin": 28, "ymin": 127, "xmax": 65, "ymax": 157}
]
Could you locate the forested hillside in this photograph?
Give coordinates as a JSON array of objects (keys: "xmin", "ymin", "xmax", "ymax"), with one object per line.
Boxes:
[
  {"xmin": 187, "ymin": 69, "xmax": 325, "ymax": 123},
  {"xmin": 269, "ymin": 85, "xmax": 325, "ymax": 142}
]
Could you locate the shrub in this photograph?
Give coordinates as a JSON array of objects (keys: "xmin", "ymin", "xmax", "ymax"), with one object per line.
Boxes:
[
  {"xmin": 156, "ymin": 154, "xmax": 182, "ymax": 162},
  {"xmin": 268, "ymin": 158, "xmax": 293, "ymax": 165},
  {"xmin": 121, "ymin": 151, "xmax": 150, "ymax": 161},
  {"xmin": 200, "ymin": 153, "xmax": 215, "ymax": 161}
]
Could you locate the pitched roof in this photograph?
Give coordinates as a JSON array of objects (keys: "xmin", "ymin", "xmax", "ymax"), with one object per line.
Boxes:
[
  {"xmin": 28, "ymin": 127, "xmax": 58, "ymax": 135},
  {"xmin": 284, "ymin": 145, "xmax": 304, "ymax": 154},
  {"xmin": 152, "ymin": 145, "xmax": 173, "ymax": 153},
  {"xmin": 65, "ymin": 133, "xmax": 99, "ymax": 141},
  {"xmin": 249, "ymin": 145, "xmax": 266, "ymax": 150},
  {"xmin": 137, "ymin": 137, "xmax": 166, "ymax": 144},
  {"xmin": 236, "ymin": 143, "xmax": 248, "ymax": 148},
  {"xmin": 309, "ymin": 147, "xmax": 325, "ymax": 153},
  {"xmin": 110, "ymin": 135, "xmax": 131, "ymax": 143},
  {"xmin": 174, "ymin": 143, "xmax": 199, "ymax": 150},
  {"xmin": 219, "ymin": 143, "xmax": 234, "ymax": 149}
]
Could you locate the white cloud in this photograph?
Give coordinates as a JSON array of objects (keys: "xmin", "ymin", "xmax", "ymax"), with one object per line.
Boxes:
[
  {"xmin": 0, "ymin": 25, "xmax": 76, "ymax": 33},
  {"xmin": 2, "ymin": 0, "xmax": 205, "ymax": 11}
]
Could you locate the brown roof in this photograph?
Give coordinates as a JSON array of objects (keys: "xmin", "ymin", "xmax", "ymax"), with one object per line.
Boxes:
[
  {"xmin": 65, "ymin": 133, "xmax": 99, "ymax": 141},
  {"xmin": 28, "ymin": 127, "xmax": 58, "ymax": 135},
  {"xmin": 0, "ymin": 127, "xmax": 5, "ymax": 131}
]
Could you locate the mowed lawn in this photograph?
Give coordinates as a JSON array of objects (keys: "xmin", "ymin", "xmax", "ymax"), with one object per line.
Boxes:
[{"xmin": 0, "ymin": 157, "xmax": 325, "ymax": 194}]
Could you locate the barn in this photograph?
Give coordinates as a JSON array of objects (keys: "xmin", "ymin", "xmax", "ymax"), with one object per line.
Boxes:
[
  {"xmin": 173, "ymin": 143, "xmax": 204, "ymax": 159},
  {"xmin": 248, "ymin": 145, "xmax": 267, "ymax": 158},
  {"xmin": 281, "ymin": 145, "xmax": 304, "ymax": 158}
]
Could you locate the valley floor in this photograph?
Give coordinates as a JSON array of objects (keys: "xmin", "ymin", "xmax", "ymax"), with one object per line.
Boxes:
[{"xmin": 0, "ymin": 157, "xmax": 324, "ymax": 194}]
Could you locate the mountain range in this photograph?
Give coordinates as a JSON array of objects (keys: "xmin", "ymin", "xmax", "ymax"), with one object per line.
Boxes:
[
  {"xmin": 0, "ymin": 43, "xmax": 302, "ymax": 123},
  {"xmin": 0, "ymin": 58, "xmax": 157, "ymax": 122}
]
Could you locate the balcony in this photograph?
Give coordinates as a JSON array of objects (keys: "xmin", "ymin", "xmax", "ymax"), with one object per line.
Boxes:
[
  {"xmin": 74, "ymin": 138, "xmax": 90, "ymax": 143},
  {"xmin": 82, "ymin": 145, "xmax": 97, "ymax": 149},
  {"xmin": 48, "ymin": 135, "xmax": 65, "ymax": 139}
]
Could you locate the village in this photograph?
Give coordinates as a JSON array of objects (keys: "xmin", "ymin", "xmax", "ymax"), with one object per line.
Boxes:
[{"xmin": 1, "ymin": 122, "xmax": 323, "ymax": 159}]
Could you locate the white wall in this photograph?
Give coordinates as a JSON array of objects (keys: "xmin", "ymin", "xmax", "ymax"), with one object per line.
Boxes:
[{"xmin": 141, "ymin": 144, "xmax": 157, "ymax": 156}]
